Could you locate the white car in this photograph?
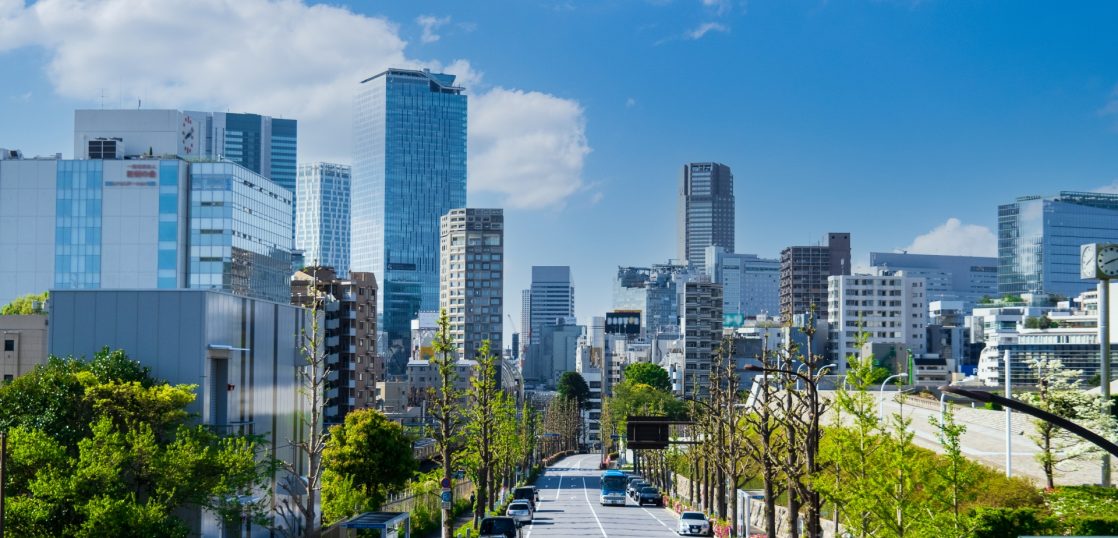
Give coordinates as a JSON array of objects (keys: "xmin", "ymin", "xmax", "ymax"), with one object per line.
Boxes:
[
  {"xmin": 506, "ymin": 500, "xmax": 533, "ymax": 527},
  {"xmin": 677, "ymin": 511, "xmax": 711, "ymax": 536}
]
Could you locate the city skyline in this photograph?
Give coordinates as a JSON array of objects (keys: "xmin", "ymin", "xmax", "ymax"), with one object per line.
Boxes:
[{"xmin": 3, "ymin": 1, "xmax": 1118, "ymax": 339}]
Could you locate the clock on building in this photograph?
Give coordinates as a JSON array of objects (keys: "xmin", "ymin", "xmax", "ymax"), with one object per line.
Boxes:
[
  {"xmin": 1082, "ymin": 243, "xmax": 1098, "ymax": 279},
  {"xmin": 181, "ymin": 115, "xmax": 195, "ymax": 155},
  {"xmin": 1098, "ymin": 244, "xmax": 1118, "ymax": 279}
]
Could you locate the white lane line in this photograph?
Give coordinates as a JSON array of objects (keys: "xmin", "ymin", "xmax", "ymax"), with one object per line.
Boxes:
[
  {"xmin": 640, "ymin": 505, "xmax": 675, "ymax": 531},
  {"xmin": 555, "ymin": 472, "xmax": 563, "ymax": 501},
  {"xmin": 582, "ymin": 476, "xmax": 609, "ymax": 537}
]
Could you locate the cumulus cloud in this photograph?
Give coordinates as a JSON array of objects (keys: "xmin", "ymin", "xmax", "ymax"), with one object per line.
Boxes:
[
  {"xmin": 1096, "ymin": 179, "xmax": 1118, "ymax": 194},
  {"xmin": 0, "ymin": 0, "xmax": 589, "ymax": 208},
  {"xmin": 903, "ymin": 218, "xmax": 996, "ymax": 257},
  {"xmin": 701, "ymin": 0, "xmax": 732, "ymax": 16},
  {"xmin": 469, "ymin": 88, "xmax": 591, "ymax": 209},
  {"xmin": 416, "ymin": 15, "xmax": 450, "ymax": 43},
  {"xmin": 686, "ymin": 22, "xmax": 729, "ymax": 40}
]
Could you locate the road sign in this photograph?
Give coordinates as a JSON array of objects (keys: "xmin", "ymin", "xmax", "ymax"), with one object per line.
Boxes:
[
  {"xmin": 441, "ymin": 490, "xmax": 452, "ymax": 503},
  {"xmin": 440, "ymin": 477, "xmax": 451, "ymax": 489},
  {"xmin": 442, "ymin": 501, "xmax": 452, "ymax": 509}
]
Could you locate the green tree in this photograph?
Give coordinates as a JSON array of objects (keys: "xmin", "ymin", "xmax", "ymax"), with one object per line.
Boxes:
[
  {"xmin": 623, "ymin": 362, "xmax": 671, "ymax": 391},
  {"xmin": 429, "ymin": 308, "xmax": 461, "ymax": 538},
  {"xmin": 1019, "ymin": 357, "xmax": 1102, "ymax": 488},
  {"xmin": 928, "ymin": 404, "xmax": 978, "ymax": 538},
  {"xmin": 0, "ymin": 291, "xmax": 48, "ymax": 315},
  {"xmin": 556, "ymin": 371, "xmax": 591, "ymax": 408},
  {"xmin": 321, "ymin": 408, "xmax": 416, "ymax": 524},
  {"xmin": 464, "ymin": 340, "xmax": 500, "ymax": 526}
]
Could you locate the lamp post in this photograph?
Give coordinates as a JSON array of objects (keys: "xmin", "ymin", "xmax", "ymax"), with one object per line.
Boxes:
[
  {"xmin": 1081, "ymin": 242, "xmax": 1114, "ymax": 486},
  {"xmin": 878, "ymin": 373, "xmax": 909, "ymax": 421}
]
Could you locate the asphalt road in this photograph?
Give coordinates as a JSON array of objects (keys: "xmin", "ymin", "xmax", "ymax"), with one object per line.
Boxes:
[{"xmin": 522, "ymin": 453, "xmax": 683, "ymax": 538}]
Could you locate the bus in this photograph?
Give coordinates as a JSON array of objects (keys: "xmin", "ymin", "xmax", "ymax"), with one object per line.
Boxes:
[{"xmin": 600, "ymin": 470, "xmax": 627, "ymax": 506}]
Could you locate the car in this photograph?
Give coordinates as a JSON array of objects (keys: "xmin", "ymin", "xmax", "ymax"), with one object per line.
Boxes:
[
  {"xmin": 677, "ymin": 511, "xmax": 712, "ymax": 537},
  {"xmin": 637, "ymin": 486, "xmax": 662, "ymax": 506},
  {"xmin": 513, "ymin": 486, "xmax": 537, "ymax": 511},
  {"xmin": 627, "ymin": 479, "xmax": 647, "ymax": 499},
  {"xmin": 479, "ymin": 516, "xmax": 521, "ymax": 538},
  {"xmin": 506, "ymin": 500, "xmax": 533, "ymax": 527}
]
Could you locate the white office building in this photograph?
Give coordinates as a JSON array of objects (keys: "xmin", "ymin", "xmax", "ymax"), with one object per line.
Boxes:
[
  {"xmin": 826, "ymin": 274, "xmax": 928, "ymax": 369},
  {"xmin": 705, "ymin": 246, "xmax": 780, "ymax": 321}
]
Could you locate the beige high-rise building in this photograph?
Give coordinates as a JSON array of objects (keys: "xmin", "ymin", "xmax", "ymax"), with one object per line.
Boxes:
[{"xmin": 439, "ymin": 208, "xmax": 504, "ymax": 360}]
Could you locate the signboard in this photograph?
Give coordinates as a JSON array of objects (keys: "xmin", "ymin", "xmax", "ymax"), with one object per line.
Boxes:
[
  {"xmin": 105, "ymin": 163, "xmax": 159, "ymax": 187},
  {"xmin": 724, "ymin": 313, "xmax": 745, "ymax": 329},
  {"xmin": 440, "ymin": 477, "xmax": 451, "ymax": 489},
  {"xmin": 440, "ymin": 490, "xmax": 452, "ymax": 503},
  {"xmin": 605, "ymin": 311, "xmax": 641, "ymax": 335},
  {"xmin": 626, "ymin": 417, "xmax": 670, "ymax": 450}
]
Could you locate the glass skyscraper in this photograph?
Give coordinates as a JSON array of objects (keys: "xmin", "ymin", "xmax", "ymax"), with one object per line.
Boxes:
[
  {"xmin": 679, "ymin": 162, "xmax": 735, "ymax": 269},
  {"xmin": 353, "ymin": 68, "xmax": 467, "ymax": 365},
  {"xmin": 998, "ymin": 191, "xmax": 1118, "ymax": 298},
  {"xmin": 296, "ymin": 162, "xmax": 351, "ymax": 277}
]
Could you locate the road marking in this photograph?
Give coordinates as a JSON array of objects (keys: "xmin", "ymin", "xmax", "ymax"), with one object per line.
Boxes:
[
  {"xmin": 640, "ymin": 505, "xmax": 675, "ymax": 531},
  {"xmin": 555, "ymin": 472, "xmax": 563, "ymax": 501},
  {"xmin": 582, "ymin": 475, "xmax": 609, "ymax": 537}
]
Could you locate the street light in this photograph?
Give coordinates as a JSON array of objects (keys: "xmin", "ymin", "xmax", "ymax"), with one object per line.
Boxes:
[
  {"xmin": 878, "ymin": 373, "xmax": 909, "ymax": 421},
  {"xmin": 795, "ymin": 363, "xmax": 836, "ymax": 391}
]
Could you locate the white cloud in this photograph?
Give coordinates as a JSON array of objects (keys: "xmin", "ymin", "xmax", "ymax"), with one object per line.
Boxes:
[
  {"xmin": 416, "ymin": 15, "xmax": 450, "ymax": 44},
  {"xmin": 701, "ymin": 0, "xmax": 732, "ymax": 16},
  {"xmin": 686, "ymin": 22, "xmax": 729, "ymax": 40},
  {"xmin": 625, "ymin": 97, "xmax": 637, "ymax": 108},
  {"xmin": 903, "ymin": 218, "xmax": 996, "ymax": 257},
  {"xmin": 469, "ymin": 88, "xmax": 591, "ymax": 209},
  {"xmin": 0, "ymin": 0, "xmax": 590, "ymax": 208},
  {"xmin": 1096, "ymin": 179, "xmax": 1118, "ymax": 194}
]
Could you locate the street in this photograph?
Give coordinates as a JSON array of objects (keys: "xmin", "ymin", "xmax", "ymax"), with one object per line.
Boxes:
[{"xmin": 523, "ymin": 454, "xmax": 683, "ymax": 538}]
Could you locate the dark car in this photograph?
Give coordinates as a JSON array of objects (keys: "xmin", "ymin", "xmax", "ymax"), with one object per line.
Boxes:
[
  {"xmin": 627, "ymin": 479, "xmax": 647, "ymax": 499},
  {"xmin": 513, "ymin": 486, "xmax": 537, "ymax": 511},
  {"xmin": 637, "ymin": 486, "xmax": 663, "ymax": 506},
  {"xmin": 479, "ymin": 516, "xmax": 521, "ymax": 538}
]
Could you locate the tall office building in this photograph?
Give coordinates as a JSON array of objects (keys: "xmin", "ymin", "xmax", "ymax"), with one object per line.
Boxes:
[
  {"xmin": 869, "ymin": 252, "xmax": 997, "ymax": 312},
  {"xmin": 0, "ymin": 156, "xmax": 294, "ymax": 306},
  {"xmin": 999, "ymin": 192, "xmax": 1118, "ymax": 298},
  {"xmin": 439, "ymin": 208, "xmax": 504, "ymax": 360},
  {"xmin": 705, "ymin": 246, "xmax": 780, "ymax": 320},
  {"xmin": 826, "ymin": 274, "xmax": 927, "ymax": 370},
  {"xmin": 779, "ymin": 233, "xmax": 851, "ymax": 322},
  {"xmin": 352, "ymin": 68, "xmax": 467, "ymax": 367},
  {"xmin": 679, "ymin": 162, "xmax": 735, "ymax": 269},
  {"xmin": 74, "ymin": 109, "xmax": 297, "ymax": 194},
  {"xmin": 521, "ymin": 289, "xmax": 532, "ymax": 358},
  {"xmin": 296, "ymin": 163, "xmax": 351, "ymax": 276},
  {"xmin": 528, "ymin": 266, "xmax": 575, "ymax": 345}
]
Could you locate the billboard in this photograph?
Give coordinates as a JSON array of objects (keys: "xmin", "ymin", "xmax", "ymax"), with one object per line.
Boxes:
[
  {"xmin": 724, "ymin": 312, "xmax": 745, "ymax": 329},
  {"xmin": 605, "ymin": 311, "xmax": 641, "ymax": 335}
]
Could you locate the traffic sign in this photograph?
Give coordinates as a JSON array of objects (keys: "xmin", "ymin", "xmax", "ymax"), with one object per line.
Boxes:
[
  {"xmin": 440, "ymin": 490, "xmax": 453, "ymax": 503},
  {"xmin": 440, "ymin": 477, "xmax": 451, "ymax": 489},
  {"xmin": 442, "ymin": 501, "xmax": 452, "ymax": 509}
]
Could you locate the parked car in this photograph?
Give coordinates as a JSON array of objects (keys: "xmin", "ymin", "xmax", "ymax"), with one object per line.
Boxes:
[
  {"xmin": 677, "ymin": 511, "xmax": 711, "ymax": 537},
  {"xmin": 513, "ymin": 486, "xmax": 537, "ymax": 511},
  {"xmin": 627, "ymin": 479, "xmax": 647, "ymax": 498},
  {"xmin": 506, "ymin": 500, "xmax": 533, "ymax": 527},
  {"xmin": 637, "ymin": 486, "xmax": 662, "ymax": 506},
  {"xmin": 479, "ymin": 516, "xmax": 521, "ymax": 538}
]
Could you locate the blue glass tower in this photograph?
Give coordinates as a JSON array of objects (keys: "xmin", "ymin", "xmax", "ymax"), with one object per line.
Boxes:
[
  {"xmin": 296, "ymin": 162, "xmax": 350, "ymax": 277},
  {"xmin": 999, "ymin": 191, "xmax": 1118, "ymax": 298},
  {"xmin": 353, "ymin": 68, "xmax": 467, "ymax": 365}
]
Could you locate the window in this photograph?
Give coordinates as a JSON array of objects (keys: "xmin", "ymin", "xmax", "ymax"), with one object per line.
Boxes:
[{"xmin": 3, "ymin": 339, "xmax": 13, "ymax": 352}]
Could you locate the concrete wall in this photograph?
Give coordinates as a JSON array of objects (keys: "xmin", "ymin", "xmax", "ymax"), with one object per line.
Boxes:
[{"xmin": 0, "ymin": 314, "xmax": 49, "ymax": 380}]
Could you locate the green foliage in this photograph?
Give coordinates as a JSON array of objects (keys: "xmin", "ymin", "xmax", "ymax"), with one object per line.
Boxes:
[
  {"xmin": 0, "ymin": 349, "xmax": 268, "ymax": 536},
  {"xmin": 623, "ymin": 362, "xmax": 671, "ymax": 391},
  {"xmin": 1023, "ymin": 316, "xmax": 1059, "ymax": 329},
  {"xmin": 970, "ymin": 507, "xmax": 1055, "ymax": 538},
  {"xmin": 1045, "ymin": 485, "xmax": 1118, "ymax": 519},
  {"xmin": 321, "ymin": 408, "xmax": 417, "ymax": 524},
  {"xmin": 0, "ymin": 291, "xmax": 48, "ymax": 315},
  {"xmin": 1002, "ymin": 294, "xmax": 1024, "ymax": 304},
  {"xmin": 556, "ymin": 371, "xmax": 591, "ymax": 408}
]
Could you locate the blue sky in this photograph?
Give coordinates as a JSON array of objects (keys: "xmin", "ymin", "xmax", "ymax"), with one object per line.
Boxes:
[{"xmin": 2, "ymin": 0, "xmax": 1118, "ymax": 341}]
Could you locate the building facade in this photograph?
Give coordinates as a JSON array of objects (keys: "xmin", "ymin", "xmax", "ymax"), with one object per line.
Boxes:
[
  {"xmin": 296, "ymin": 163, "xmax": 350, "ymax": 277},
  {"xmin": 869, "ymin": 251, "xmax": 997, "ymax": 311},
  {"xmin": 998, "ymin": 192, "xmax": 1118, "ymax": 298},
  {"xmin": 528, "ymin": 266, "xmax": 575, "ymax": 345},
  {"xmin": 780, "ymin": 232, "xmax": 851, "ymax": 322},
  {"xmin": 613, "ymin": 263, "xmax": 692, "ymax": 336},
  {"xmin": 705, "ymin": 246, "xmax": 780, "ymax": 320},
  {"xmin": 291, "ymin": 267, "xmax": 378, "ymax": 423},
  {"xmin": 439, "ymin": 208, "xmax": 504, "ymax": 360},
  {"xmin": 669, "ymin": 280, "xmax": 722, "ymax": 399},
  {"xmin": 0, "ymin": 156, "xmax": 294, "ymax": 307},
  {"xmin": 0, "ymin": 314, "xmax": 49, "ymax": 381},
  {"xmin": 352, "ymin": 68, "xmax": 467, "ymax": 367},
  {"xmin": 826, "ymin": 274, "xmax": 927, "ymax": 369},
  {"xmin": 74, "ymin": 109, "xmax": 297, "ymax": 195},
  {"xmin": 679, "ymin": 162, "xmax": 734, "ymax": 268}
]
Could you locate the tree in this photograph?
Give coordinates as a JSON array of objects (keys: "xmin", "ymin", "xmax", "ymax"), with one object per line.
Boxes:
[
  {"xmin": 0, "ymin": 351, "xmax": 266, "ymax": 537},
  {"xmin": 623, "ymin": 362, "xmax": 671, "ymax": 392},
  {"xmin": 321, "ymin": 408, "xmax": 416, "ymax": 525},
  {"xmin": 1019, "ymin": 357, "xmax": 1106, "ymax": 488},
  {"xmin": 928, "ymin": 404, "xmax": 978, "ymax": 538},
  {"xmin": 464, "ymin": 340, "xmax": 500, "ymax": 527},
  {"xmin": 556, "ymin": 371, "xmax": 591, "ymax": 409},
  {"xmin": 0, "ymin": 291, "xmax": 48, "ymax": 315},
  {"xmin": 429, "ymin": 308, "xmax": 461, "ymax": 538},
  {"xmin": 276, "ymin": 285, "xmax": 330, "ymax": 537}
]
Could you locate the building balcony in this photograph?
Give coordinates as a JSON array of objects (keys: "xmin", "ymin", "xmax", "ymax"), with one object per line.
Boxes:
[
  {"xmin": 348, "ymin": 379, "xmax": 356, "ymax": 389},
  {"xmin": 325, "ymin": 405, "xmax": 339, "ymax": 417},
  {"xmin": 327, "ymin": 387, "xmax": 339, "ymax": 400},
  {"xmin": 326, "ymin": 335, "xmax": 340, "ymax": 347},
  {"xmin": 348, "ymin": 344, "xmax": 357, "ymax": 354},
  {"xmin": 346, "ymin": 310, "xmax": 356, "ymax": 320},
  {"xmin": 326, "ymin": 318, "xmax": 340, "ymax": 330},
  {"xmin": 327, "ymin": 370, "xmax": 340, "ymax": 382},
  {"xmin": 347, "ymin": 327, "xmax": 357, "ymax": 337},
  {"xmin": 343, "ymin": 291, "xmax": 357, "ymax": 302}
]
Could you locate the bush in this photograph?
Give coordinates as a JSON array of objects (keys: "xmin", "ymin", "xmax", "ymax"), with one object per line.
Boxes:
[
  {"xmin": 983, "ymin": 401, "xmax": 1003, "ymax": 411},
  {"xmin": 970, "ymin": 507, "xmax": 1055, "ymax": 538}
]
